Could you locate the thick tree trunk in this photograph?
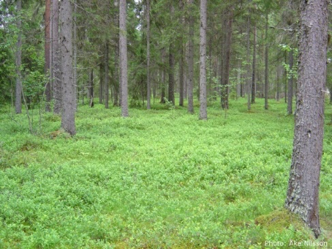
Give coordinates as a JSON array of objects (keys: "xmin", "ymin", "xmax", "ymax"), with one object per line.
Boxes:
[
  {"xmin": 15, "ymin": 0, "xmax": 22, "ymax": 114},
  {"xmin": 187, "ymin": 0, "xmax": 194, "ymax": 113},
  {"xmin": 60, "ymin": 0, "xmax": 76, "ymax": 135},
  {"xmin": 45, "ymin": 0, "xmax": 51, "ymax": 112},
  {"xmin": 199, "ymin": 0, "xmax": 207, "ymax": 120},
  {"xmin": 285, "ymin": 0, "xmax": 328, "ymax": 238},
  {"xmin": 52, "ymin": 0, "xmax": 61, "ymax": 115},
  {"xmin": 146, "ymin": 0, "xmax": 151, "ymax": 109},
  {"xmin": 287, "ymin": 50, "xmax": 294, "ymax": 115},
  {"xmin": 264, "ymin": 12, "xmax": 269, "ymax": 110},
  {"xmin": 119, "ymin": 0, "xmax": 128, "ymax": 117}
]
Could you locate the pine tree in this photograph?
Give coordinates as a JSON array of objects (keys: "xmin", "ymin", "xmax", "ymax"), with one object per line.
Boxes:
[
  {"xmin": 60, "ymin": 0, "xmax": 76, "ymax": 135},
  {"xmin": 285, "ymin": 0, "xmax": 328, "ymax": 238}
]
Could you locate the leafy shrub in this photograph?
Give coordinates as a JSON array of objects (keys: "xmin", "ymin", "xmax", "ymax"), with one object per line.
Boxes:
[{"xmin": 0, "ymin": 98, "xmax": 331, "ymax": 248}]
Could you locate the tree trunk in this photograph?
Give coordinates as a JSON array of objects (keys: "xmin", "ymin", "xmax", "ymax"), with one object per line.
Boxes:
[
  {"xmin": 220, "ymin": 14, "xmax": 225, "ymax": 106},
  {"xmin": 152, "ymin": 71, "xmax": 156, "ymax": 101},
  {"xmin": 160, "ymin": 49, "xmax": 166, "ymax": 103},
  {"xmin": 264, "ymin": 12, "xmax": 269, "ymax": 110},
  {"xmin": 276, "ymin": 65, "xmax": 281, "ymax": 101},
  {"xmin": 168, "ymin": 45, "xmax": 175, "ymax": 105},
  {"xmin": 73, "ymin": 0, "xmax": 77, "ymax": 112},
  {"xmin": 119, "ymin": 0, "xmax": 128, "ymax": 117},
  {"xmin": 179, "ymin": 0, "xmax": 184, "ymax": 107},
  {"xmin": 251, "ymin": 24, "xmax": 256, "ymax": 104},
  {"xmin": 113, "ymin": 43, "xmax": 120, "ymax": 106},
  {"xmin": 105, "ymin": 43, "xmax": 109, "ymax": 109},
  {"xmin": 60, "ymin": 0, "xmax": 76, "ymax": 135},
  {"xmin": 15, "ymin": 0, "xmax": 22, "ymax": 114},
  {"xmin": 45, "ymin": 0, "xmax": 51, "ymax": 112},
  {"xmin": 285, "ymin": 0, "xmax": 328, "ymax": 238},
  {"xmin": 160, "ymin": 71, "xmax": 166, "ymax": 103},
  {"xmin": 89, "ymin": 69, "xmax": 94, "ymax": 107},
  {"xmin": 110, "ymin": 0, "xmax": 119, "ymax": 106},
  {"xmin": 199, "ymin": 0, "xmax": 207, "ymax": 119},
  {"xmin": 212, "ymin": 55, "xmax": 218, "ymax": 100},
  {"xmin": 287, "ymin": 50, "xmax": 294, "ymax": 115},
  {"xmin": 236, "ymin": 60, "xmax": 241, "ymax": 99},
  {"xmin": 246, "ymin": 15, "xmax": 251, "ymax": 111},
  {"xmin": 184, "ymin": 46, "xmax": 188, "ymax": 100},
  {"xmin": 99, "ymin": 61, "xmax": 104, "ymax": 104},
  {"xmin": 81, "ymin": 84, "xmax": 84, "ymax": 105},
  {"xmin": 221, "ymin": 8, "xmax": 233, "ymax": 110},
  {"xmin": 52, "ymin": 0, "xmax": 61, "ymax": 115},
  {"xmin": 146, "ymin": 0, "xmax": 151, "ymax": 109},
  {"xmin": 179, "ymin": 45, "xmax": 184, "ymax": 106},
  {"xmin": 168, "ymin": 3, "xmax": 175, "ymax": 105},
  {"xmin": 187, "ymin": 0, "xmax": 194, "ymax": 113},
  {"xmin": 284, "ymin": 51, "xmax": 287, "ymax": 103},
  {"xmin": 208, "ymin": 38, "xmax": 212, "ymax": 99}
]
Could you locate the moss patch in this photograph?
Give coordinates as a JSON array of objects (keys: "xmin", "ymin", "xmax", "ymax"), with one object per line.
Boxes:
[{"xmin": 255, "ymin": 209, "xmax": 309, "ymax": 234}]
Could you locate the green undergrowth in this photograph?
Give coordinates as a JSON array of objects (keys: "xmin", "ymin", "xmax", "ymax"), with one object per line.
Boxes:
[{"xmin": 0, "ymin": 98, "xmax": 331, "ymax": 248}]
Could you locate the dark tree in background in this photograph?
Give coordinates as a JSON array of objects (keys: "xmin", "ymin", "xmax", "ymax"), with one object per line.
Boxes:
[{"xmin": 285, "ymin": 0, "xmax": 328, "ymax": 238}]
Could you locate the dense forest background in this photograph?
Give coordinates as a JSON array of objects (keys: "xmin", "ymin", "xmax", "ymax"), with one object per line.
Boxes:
[{"xmin": 1, "ymin": 0, "xmax": 331, "ymax": 114}]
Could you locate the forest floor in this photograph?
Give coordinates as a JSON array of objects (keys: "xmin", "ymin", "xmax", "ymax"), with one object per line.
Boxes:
[{"xmin": 0, "ymin": 98, "xmax": 331, "ymax": 248}]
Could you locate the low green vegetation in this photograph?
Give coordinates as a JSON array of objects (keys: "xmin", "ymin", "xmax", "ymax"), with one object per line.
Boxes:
[{"xmin": 0, "ymin": 98, "xmax": 331, "ymax": 248}]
